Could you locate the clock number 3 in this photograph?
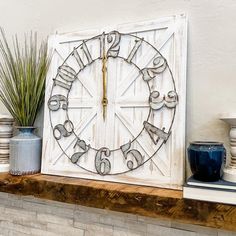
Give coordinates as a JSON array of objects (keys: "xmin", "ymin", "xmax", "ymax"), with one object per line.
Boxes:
[
  {"xmin": 120, "ymin": 142, "xmax": 144, "ymax": 170},
  {"xmin": 95, "ymin": 147, "xmax": 111, "ymax": 175}
]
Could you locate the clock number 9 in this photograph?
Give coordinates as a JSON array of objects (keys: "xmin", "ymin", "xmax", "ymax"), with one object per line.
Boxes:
[
  {"xmin": 48, "ymin": 94, "xmax": 68, "ymax": 111},
  {"xmin": 53, "ymin": 120, "xmax": 74, "ymax": 140},
  {"xmin": 95, "ymin": 147, "xmax": 111, "ymax": 175},
  {"xmin": 120, "ymin": 142, "xmax": 144, "ymax": 170}
]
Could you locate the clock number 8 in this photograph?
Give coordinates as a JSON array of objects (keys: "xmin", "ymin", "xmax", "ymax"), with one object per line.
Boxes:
[
  {"xmin": 95, "ymin": 147, "xmax": 111, "ymax": 175},
  {"xmin": 53, "ymin": 120, "xmax": 74, "ymax": 140}
]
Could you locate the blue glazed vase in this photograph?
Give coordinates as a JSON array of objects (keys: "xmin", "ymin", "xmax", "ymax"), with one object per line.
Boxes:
[
  {"xmin": 188, "ymin": 141, "xmax": 225, "ymax": 182},
  {"xmin": 9, "ymin": 127, "xmax": 41, "ymax": 175}
]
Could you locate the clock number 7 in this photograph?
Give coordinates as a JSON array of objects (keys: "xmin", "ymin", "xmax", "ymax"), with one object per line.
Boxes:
[{"xmin": 71, "ymin": 138, "xmax": 90, "ymax": 164}]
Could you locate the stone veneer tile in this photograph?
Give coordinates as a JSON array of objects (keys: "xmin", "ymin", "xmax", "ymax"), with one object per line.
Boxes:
[
  {"xmin": 74, "ymin": 209, "xmax": 101, "ymax": 224},
  {"xmin": 46, "ymin": 222, "xmax": 84, "ymax": 236},
  {"xmin": 83, "ymin": 223, "xmax": 113, "ymax": 236},
  {"xmin": 30, "ymin": 228, "xmax": 61, "ymax": 236},
  {"xmin": 22, "ymin": 201, "xmax": 74, "ymax": 218},
  {"xmin": 99, "ymin": 214, "xmax": 126, "ymax": 227},
  {"xmin": 137, "ymin": 215, "xmax": 171, "ymax": 227},
  {"xmin": 147, "ymin": 223, "xmax": 197, "ymax": 236},
  {"xmin": 37, "ymin": 213, "xmax": 73, "ymax": 226},
  {"xmin": 218, "ymin": 230, "xmax": 236, "ymax": 236},
  {"xmin": 171, "ymin": 221, "xmax": 218, "ymax": 235},
  {"xmin": 0, "ymin": 221, "xmax": 31, "ymax": 235},
  {"xmin": 113, "ymin": 227, "xmax": 145, "ymax": 236}
]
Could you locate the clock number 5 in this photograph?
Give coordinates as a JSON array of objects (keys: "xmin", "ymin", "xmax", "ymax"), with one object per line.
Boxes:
[
  {"xmin": 95, "ymin": 147, "xmax": 111, "ymax": 175},
  {"xmin": 120, "ymin": 141, "xmax": 144, "ymax": 170}
]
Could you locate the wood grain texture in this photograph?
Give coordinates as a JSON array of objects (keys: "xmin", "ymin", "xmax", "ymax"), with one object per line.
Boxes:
[{"xmin": 0, "ymin": 173, "xmax": 235, "ymax": 231}]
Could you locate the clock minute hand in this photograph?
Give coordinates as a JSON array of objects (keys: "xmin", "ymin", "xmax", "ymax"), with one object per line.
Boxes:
[{"xmin": 102, "ymin": 45, "xmax": 108, "ymax": 121}]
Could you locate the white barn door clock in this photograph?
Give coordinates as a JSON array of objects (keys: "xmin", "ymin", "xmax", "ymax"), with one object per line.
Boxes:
[{"xmin": 42, "ymin": 14, "xmax": 187, "ymax": 190}]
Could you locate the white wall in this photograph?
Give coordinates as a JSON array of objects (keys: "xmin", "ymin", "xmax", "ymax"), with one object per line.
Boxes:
[{"xmin": 0, "ymin": 0, "xmax": 236, "ymax": 176}]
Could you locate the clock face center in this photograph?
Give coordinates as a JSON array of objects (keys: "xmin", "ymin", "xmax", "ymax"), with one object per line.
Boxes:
[{"xmin": 67, "ymin": 57, "xmax": 150, "ymax": 151}]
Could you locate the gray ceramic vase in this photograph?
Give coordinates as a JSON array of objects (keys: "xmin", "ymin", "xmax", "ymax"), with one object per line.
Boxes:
[{"xmin": 9, "ymin": 127, "xmax": 41, "ymax": 175}]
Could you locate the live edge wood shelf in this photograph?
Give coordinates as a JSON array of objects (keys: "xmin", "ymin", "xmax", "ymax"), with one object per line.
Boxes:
[{"xmin": 0, "ymin": 173, "xmax": 235, "ymax": 232}]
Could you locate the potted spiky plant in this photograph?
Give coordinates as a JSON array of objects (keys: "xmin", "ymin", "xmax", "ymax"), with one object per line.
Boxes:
[{"xmin": 0, "ymin": 28, "xmax": 50, "ymax": 175}]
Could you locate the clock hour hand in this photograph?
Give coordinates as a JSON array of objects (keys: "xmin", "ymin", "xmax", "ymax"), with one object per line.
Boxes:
[{"xmin": 102, "ymin": 38, "xmax": 108, "ymax": 121}]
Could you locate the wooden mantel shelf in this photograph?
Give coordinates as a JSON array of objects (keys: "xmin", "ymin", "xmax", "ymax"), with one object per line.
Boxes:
[{"xmin": 0, "ymin": 173, "xmax": 235, "ymax": 232}]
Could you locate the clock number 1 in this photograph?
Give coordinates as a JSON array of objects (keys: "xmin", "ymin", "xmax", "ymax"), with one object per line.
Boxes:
[{"xmin": 126, "ymin": 38, "xmax": 143, "ymax": 63}]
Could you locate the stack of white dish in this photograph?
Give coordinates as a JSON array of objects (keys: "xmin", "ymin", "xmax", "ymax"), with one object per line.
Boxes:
[{"xmin": 0, "ymin": 114, "xmax": 14, "ymax": 172}]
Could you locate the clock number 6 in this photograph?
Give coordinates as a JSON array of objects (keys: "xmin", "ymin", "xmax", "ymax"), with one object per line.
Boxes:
[
  {"xmin": 120, "ymin": 142, "xmax": 144, "ymax": 170},
  {"xmin": 95, "ymin": 147, "xmax": 111, "ymax": 175}
]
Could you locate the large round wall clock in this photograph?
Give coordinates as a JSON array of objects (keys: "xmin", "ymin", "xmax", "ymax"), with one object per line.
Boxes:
[{"xmin": 42, "ymin": 15, "xmax": 187, "ymax": 189}]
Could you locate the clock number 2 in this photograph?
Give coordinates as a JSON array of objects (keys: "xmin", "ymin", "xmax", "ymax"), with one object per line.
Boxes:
[
  {"xmin": 141, "ymin": 56, "xmax": 167, "ymax": 81},
  {"xmin": 120, "ymin": 142, "xmax": 144, "ymax": 170},
  {"xmin": 95, "ymin": 147, "xmax": 111, "ymax": 175}
]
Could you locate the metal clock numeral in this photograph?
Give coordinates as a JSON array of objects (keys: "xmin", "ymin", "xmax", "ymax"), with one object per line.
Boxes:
[
  {"xmin": 95, "ymin": 147, "xmax": 111, "ymax": 175},
  {"xmin": 126, "ymin": 38, "xmax": 143, "ymax": 63},
  {"xmin": 143, "ymin": 121, "xmax": 170, "ymax": 144},
  {"xmin": 48, "ymin": 94, "xmax": 68, "ymax": 111},
  {"xmin": 120, "ymin": 141, "xmax": 144, "ymax": 170},
  {"xmin": 71, "ymin": 138, "xmax": 90, "ymax": 164},
  {"xmin": 53, "ymin": 120, "xmax": 74, "ymax": 140},
  {"xmin": 149, "ymin": 91, "xmax": 178, "ymax": 110},
  {"xmin": 107, "ymin": 31, "xmax": 121, "ymax": 58},
  {"xmin": 53, "ymin": 65, "xmax": 77, "ymax": 90},
  {"xmin": 142, "ymin": 56, "xmax": 167, "ymax": 81}
]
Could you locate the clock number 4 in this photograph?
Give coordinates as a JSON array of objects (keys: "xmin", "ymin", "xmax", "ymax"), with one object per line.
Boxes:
[
  {"xmin": 120, "ymin": 141, "xmax": 144, "ymax": 170},
  {"xmin": 143, "ymin": 121, "xmax": 170, "ymax": 144}
]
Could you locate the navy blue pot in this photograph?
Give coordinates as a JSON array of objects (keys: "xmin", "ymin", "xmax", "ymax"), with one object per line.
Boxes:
[{"xmin": 188, "ymin": 141, "xmax": 225, "ymax": 182}]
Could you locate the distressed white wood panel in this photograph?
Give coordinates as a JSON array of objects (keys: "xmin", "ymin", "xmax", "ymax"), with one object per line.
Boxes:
[{"xmin": 42, "ymin": 14, "xmax": 187, "ymax": 189}]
